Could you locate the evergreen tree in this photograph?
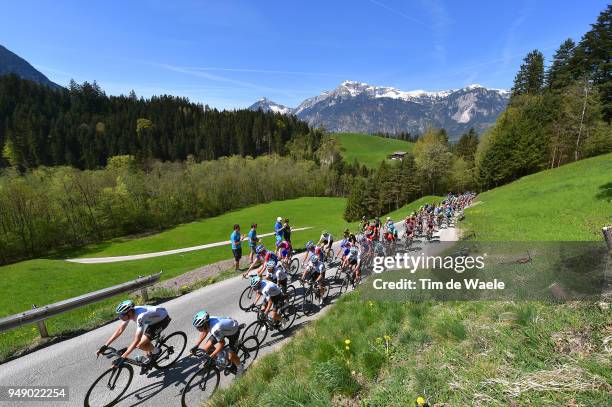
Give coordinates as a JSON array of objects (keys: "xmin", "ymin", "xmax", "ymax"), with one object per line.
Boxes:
[
  {"xmin": 454, "ymin": 128, "xmax": 479, "ymax": 162},
  {"xmin": 546, "ymin": 39, "xmax": 576, "ymax": 90},
  {"xmin": 511, "ymin": 50, "xmax": 545, "ymax": 99}
]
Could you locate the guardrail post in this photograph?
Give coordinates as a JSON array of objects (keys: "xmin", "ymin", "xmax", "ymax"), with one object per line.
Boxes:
[
  {"xmin": 140, "ymin": 287, "xmax": 149, "ymax": 302},
  {"xmin": 603, "ymin": 226, "xmax": 612, "ymax": 251},
  {"xmin": 32, "ymin": 305, "xmax": 49, "ymax": 338}
]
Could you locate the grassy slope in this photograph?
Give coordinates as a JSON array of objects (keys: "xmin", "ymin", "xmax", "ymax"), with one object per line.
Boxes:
[
  {"xmin": 462, "ymin": 152, "xmax": 612, "ymax": 240},
  {"xmin": 0, "ymin": 197, "xmax": 352, "ymax": 361},
  {"xmin": 331, "ymin": 132, "xmax": 414, "ymax": 169},
  {"xmin": 209, "ymin": 154, "xmax": 612, "ymax": 406}
]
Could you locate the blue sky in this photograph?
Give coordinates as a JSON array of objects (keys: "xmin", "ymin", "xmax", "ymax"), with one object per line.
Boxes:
[{"xmin": 1, "ymin": 1, "xmax": 607, "ymax": 109}]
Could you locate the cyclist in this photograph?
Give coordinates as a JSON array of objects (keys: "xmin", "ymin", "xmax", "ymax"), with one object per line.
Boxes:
[
  {"xmin": 265, "ymin": 260, "xmax": 288, "ymax": 292},
  {"xmin": 276, "ymin": 239, "xmax": 292, "ymax": 267},
  {"xmin": 317, "ymin": 230, "xmax": 334, "ymax": 252},
  {"xmin": 190, "ymin": 311, "xmax": 244, "ymax": 376},
  {"xmin": 302, "ymin": 240, "xmax": 323, "ymax": 266},
  {"xmin": 347, "ymin": 245, "xmax": 362, "ymax": 282},
  {"xmin": 97, "ymin": 300, "xmax": 170, "ymax": 365},
  {"xmin": 250, "ymin": 275, "xmax": 283, "ymax": 326},
  {"xmin": 302, "ymin": 254, "xmax": 327, "ymax": 305},
  {"xmin": 244, "ymin": 244, "xmax": 278, "ymax": 277}
]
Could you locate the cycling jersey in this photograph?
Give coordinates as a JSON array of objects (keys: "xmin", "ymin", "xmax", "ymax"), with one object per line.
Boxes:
[
  {"xmin": 208, "ymin": 317, "xmax": 240, "ymax": 341},
  {"xmin": 133, "ymin": 306, "xmax": 168, "ymax": 334},
  {"xmin": 263, "ymin": 250, "xmax": 278, "ymax": 265},
  {"xmin": 259, "ymin": 280, "xmax": 281, "ymax": 301},
  {"xmin": 270, "ymin": 264, "xmax": 288, "ymax": 282},
  {"xmin": 348, "ymin": 248, "xmax": 361, "ymax": 261}
]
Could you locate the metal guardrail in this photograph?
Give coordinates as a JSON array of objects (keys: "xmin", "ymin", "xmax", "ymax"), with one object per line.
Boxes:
[{"xmin": 0, "ymin": 272, "xmax": 162, "ymax": 338}]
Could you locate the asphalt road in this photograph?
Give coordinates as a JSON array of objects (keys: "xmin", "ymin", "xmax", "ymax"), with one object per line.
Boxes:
[{"xmin": 0, "ymin": 221, "xmax": 459, "ymax": 407}]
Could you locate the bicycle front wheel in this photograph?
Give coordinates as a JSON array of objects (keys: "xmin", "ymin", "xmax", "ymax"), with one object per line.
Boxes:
[
  {"xmin": 242, "ymin": 320, "xmax": 268, "ymax": 344},
  {"xmin": 153, "ymin": 331, "xmax": 187, "ymax": 369},
  {"xmin": 181, "ymin": 366, "xmax": 220, "ymax": 407},
  {"xmin": 238, "ymin": 286, "xmax": 255, "ymax": 311},
  {"xmin": 84, "ymin": 364, "xmax": 134, "ymax": 407},
  {"xmin": 238, "ymin": 335, "xmax": 261, "ymax": 369},
  {"xmin": 288, "ymin": 258, "xmax": 300, "ymax": 277}
]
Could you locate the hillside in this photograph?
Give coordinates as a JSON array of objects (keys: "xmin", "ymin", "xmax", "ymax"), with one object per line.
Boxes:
[
  {"xmin": 463, "ymin": 152, "xmax": 612, "ymax": 240},
  {"xmin": 0, "ymin": 44, "xmax": 62, "ymax": 89},
  {"xmin": 210, "ymin": 158, "xmax": 612, "ymax": 406},
  {"xmin": 331, "ymin": 132, "xmax": 414, "ymax": 168}
]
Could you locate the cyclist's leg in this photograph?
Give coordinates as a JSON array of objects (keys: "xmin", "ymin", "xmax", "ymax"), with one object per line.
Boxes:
[{"xmin": 226, "ymin": 331, "xmax": 241, "ymax": 366}]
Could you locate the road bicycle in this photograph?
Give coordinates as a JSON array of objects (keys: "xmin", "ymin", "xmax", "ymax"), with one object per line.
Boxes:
[
  {"xmin": 181, "ymin": 331, "xmax": 260, "ymax": 407},
  {"xmin": 300, "ymin": 272, "xmax": 330, "ymax": 315},
  {"xmin": 84, "ymin": 330, "xmax": 187, "ymax": 407},
  {"xmin": 241, "ymin": 298, "xmax": 297, "ymax": 344},
  {"xmin": 238, "ymin": 276, "xmax": 297, "ymax": 311}
]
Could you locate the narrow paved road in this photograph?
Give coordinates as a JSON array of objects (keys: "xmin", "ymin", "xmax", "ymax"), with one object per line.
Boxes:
[{"xmin": 0, "ymin": 221, "xmax": 459, "ymax": 407}]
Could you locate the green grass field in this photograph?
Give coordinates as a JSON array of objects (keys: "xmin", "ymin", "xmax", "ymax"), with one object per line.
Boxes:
[
  {"xmin": 331, "ymin": 132, "xmax": 414, "ymax": 169},
  {"xmin": 210, "ymin": 155, "xmax": 612, "ymax": 406},
  {"xmin": 462, "ymin": 152, "xmax": 612, "ymax": 240},
  {"xmin": 0, "ymin": 197, "xmax": 354, "ymax": 361}
]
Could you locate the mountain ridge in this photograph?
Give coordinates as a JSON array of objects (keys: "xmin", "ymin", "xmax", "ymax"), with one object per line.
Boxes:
[
  {"xmin": 249, "ymin": 80, "xmax": 510, "ymax": 139},
  {"xmin": 0, "ymin": 44, "xmax": 62, "ymax": 90}
]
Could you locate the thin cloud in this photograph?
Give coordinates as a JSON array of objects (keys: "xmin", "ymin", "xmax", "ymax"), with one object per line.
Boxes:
[
  {"xmin": 368, "ymin": 0, "xmax": 428, "ymax": 27},
  {"xmin": 420, "ymin": 0, "xmax": 452, "ymax": 65},
  {"xmin": 184, "ymin": 66, "xmax": 344, "ymax": 77}
]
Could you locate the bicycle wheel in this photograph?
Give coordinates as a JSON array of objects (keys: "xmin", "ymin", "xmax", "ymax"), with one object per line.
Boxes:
[
  {"xmin": 242, "ymin": 320, "xmax": 268, "ymax": 344},
  {"xmin": 181, "ymin": 366, "xmax": 220, "ymax": 407},
  {"xmin": 238, "ymin": 335, "xmax": 260, "ymax": 369},
  {"xmin": 325, "ymin": 248, "xmax": 335, "ymax": 265},
  {"xmin": 153, "ymin": 331, "xmax": 187, "ymax": 369},
  {"xmin": 284, "ymin": 284, "xmax": 296, "ymax": 307},
  {"xmin": 84, "ymin": 364, "xmax": 134, "ymax": 407},
  {"xmin": 339, "ymin": 274, "xmax": 351, "ymax": 294},
  {"xmin": 277, "ymin": 303, "xmax": 297, "ymax": 333},
  {"xmin": 319, "ymin": 282, "xmax": 330, "ymax": 302},
  {"xmin": 301, "ymin": 286, "xmax": 315, "ymax": 316},
  {"xmin": 288, "ymin": 258, "xmax": 300, "ymax": 277},
  {"xmin": 238, "ymin": 286, "xmax": 255, "ymax": 311}
]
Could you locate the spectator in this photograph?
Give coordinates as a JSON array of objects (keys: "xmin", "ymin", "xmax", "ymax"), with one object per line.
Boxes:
[
  {"xmin": 230, "ymin": 224, "xmax": 243, "ymax": 272},
  {"xmin": 247, "ymin": 223, "xmax": 258, "ymax": 263},
  {"xmin": 282, "ymin": 218, "xmax": 292, "ymax": 243},
  {"xmin": 274, "ymin": 216, "xmax": 283, "ymax": 243}
]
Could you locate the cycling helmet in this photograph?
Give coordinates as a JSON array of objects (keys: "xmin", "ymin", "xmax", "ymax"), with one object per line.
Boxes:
[
  {"xmin": 305, "ymin": 240, "xmax": 314, "ymax": 250},
  {"xmin": 322, "ymin": 230, "xmax": 328, "ymax": 235},
  {"xmin": 115, "ymin": 300, "xmax": 134, "ymax": 315},
  {"xmin": 266, "ymin": 260, "xmax": 276, "ymax": 270},
  {"xmin": 386, "ymin": 217, "xmax": 391, "ymax": 221},
  {"xmin": 192, "ymin": 310, "xmax": 210, "ymax": 328},
  {"xmin": 310, "ymin": 254, "xmax": 319, "ymax": 263},
  {"xmin": 362, "ymin": 216, "xmax": 366, "ymax": 220},
  {"xmin": 255, "ymin": 244, "xmax": 265, "ymax": 254},
  {"xmin": 250, "ymin": 275, "xmax": 261, "ymax": 287},
  {"xmin": 275, "ymin": 240, "xmax": 282, "ymax": 248},
  {"xmin": 350, "ymin": 247, "xmax": 358, "ymax": 255}
]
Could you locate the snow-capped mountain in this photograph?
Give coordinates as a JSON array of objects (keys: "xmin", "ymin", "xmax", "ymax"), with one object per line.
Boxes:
[
  {"xmin": 248, "ymin": 80, "xmax": 510, "ymax": 139},
  {"xmin": 248, "ymin": 97, "xmax": 293, "ymax": 115}
]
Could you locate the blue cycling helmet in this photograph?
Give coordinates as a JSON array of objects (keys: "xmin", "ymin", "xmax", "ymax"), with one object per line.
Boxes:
[
  {"xmin": 192, "ymin": 310, "xmax": 210, "ymax": 328},
  {"xmin": 266, "ymin": 260, "xmax": 276, "ymax": 270},
  {"xmin": 305, "ymin": 240, "xmax": 314, "ymax": 250},
  {"xmin": 115, "ymin": 300, "xmax": 134, "ymax": 315},
  {"xmin": 250, "ymin": 275, "xmax": 261, "ymax": 287},
  {"xmin": 255, "ymin": 244, "xmax": 265, "ymax": 254},
  {"xmin": 310, "ymin": 254, "xmax": 319, "ymax": 263}
]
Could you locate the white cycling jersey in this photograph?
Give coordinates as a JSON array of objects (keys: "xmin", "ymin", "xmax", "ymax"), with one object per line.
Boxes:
[
  {"xmin": 208, "ymin": 317, "xmax": 239, "ymax": 341},
  {"xmin": 133, "ymin": 306, "xmax": 168, "ymax": 333}
]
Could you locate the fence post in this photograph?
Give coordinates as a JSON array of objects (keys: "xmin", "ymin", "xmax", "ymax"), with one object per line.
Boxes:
[
  {"xmin": 603, "ymin": 226, "xmax": 612, "ymax": 251},
  {"xmin": 32, "ymin": 305, "xmax": 49, "ymax": 338}
]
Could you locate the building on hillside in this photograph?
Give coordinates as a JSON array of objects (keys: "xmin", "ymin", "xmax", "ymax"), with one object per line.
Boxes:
[{"xmin": 388, "ymin": 151, "xmax": 407, "ymax": 160}]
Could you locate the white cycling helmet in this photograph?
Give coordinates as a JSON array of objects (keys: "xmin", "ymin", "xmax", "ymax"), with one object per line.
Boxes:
[
  {"xmin": 266, "ymin": 260, "xmax": 276, "ymax": 270},
  {"xmin": 115, "ymin": 300, "xmax": 134, "ymax": 315},
  {"xmin": 192, "ymin": 310, "xmax": 210, "ymax": 328}
]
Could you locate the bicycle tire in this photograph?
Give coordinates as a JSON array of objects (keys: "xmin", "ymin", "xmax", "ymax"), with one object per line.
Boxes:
[
  {"xmin": 242, "ymin": 320, "xmax": 268, "ymax": 344},
  {"xmin": 152, "ymin": 331, "xmax": 187, "ymax": 369},
  {"xmin": 284, "ymin": 284, "xmax": 296, "ymax": 307},
  {"xmin": 301, "ymin": 285, "xmax": 314, "ymax": 316},
  {"xmin": 277, "ymin": 304, "xmax": 297, "ymax": 333},
  {"xmin": 238, "ymin": 286, "xmax": 255, "ymax": 311},
  {"xmin": 288, "ymin": 258, "xmax": 300, "ymax": 277},
  {"xmin": 238, "ymin": 335, "xmax": 260, "ymax": 369},
  {"xmin": 84, "ymin": 364, "xmax": 134, "ymax": 407},
  {"xmin": 181, "ymin": 366, "xmax": 220, "ymax": 407}
]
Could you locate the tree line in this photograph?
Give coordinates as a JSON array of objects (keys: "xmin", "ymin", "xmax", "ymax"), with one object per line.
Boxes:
[
  {"xmin": 0, "ymin": 154, "xmax": 353, "ymax": 264},
  {"xmin": 476, "ymin": 5, "xmax": 612, "ymax": 189},
  {"xmin": 0, "ymin": 76, "xmax": 316, "ymax": 169}
]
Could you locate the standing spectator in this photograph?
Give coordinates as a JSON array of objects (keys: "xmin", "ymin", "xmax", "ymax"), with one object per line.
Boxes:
[
  {"xmin": 247, "ymin": 223, "xmax": 258, "ymax": 263},
  {"xmin": 282, "ymin": 218, "xmax": 292, "ymax": 243},
  {"xmin": 274, "ymin": 216, "xmax": 283, "ymax": 243},
  {"xmin": 230, "ymin": 224, "xmax": 243, "ymax": 272}
]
